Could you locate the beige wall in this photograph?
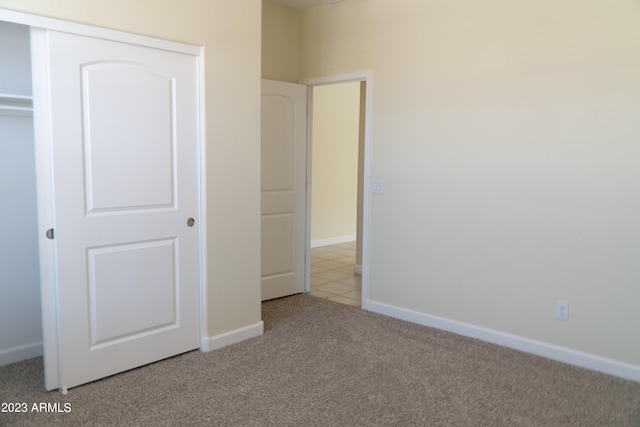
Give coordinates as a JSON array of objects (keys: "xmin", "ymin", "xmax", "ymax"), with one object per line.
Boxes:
[
  {"xmin": 311, "ymin": 81, "xmax": 360, "ymax": 244},
  {"xmin": 0, "ymin": 0, "xmax": 263, "ymax": 337},
  {"xmin": 262, "ymin": 0, "xmax": 300, "ymax": 82},
  {"xmin": 301, "ymin": 0, "xmax": 640, "ymax": 367}
]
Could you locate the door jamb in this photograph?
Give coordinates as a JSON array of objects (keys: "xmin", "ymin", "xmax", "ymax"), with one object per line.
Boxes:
[{"xmin": 299, "ymin": 71, "xmax": 372, "ymax": 308}]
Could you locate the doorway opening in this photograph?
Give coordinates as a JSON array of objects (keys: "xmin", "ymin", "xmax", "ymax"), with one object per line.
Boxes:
[
  {"xmin": 308, "ymin": 81, "xmax": 362, "ymax": 306},
  {"xmin": 301, "ymin": 72, "xmax": 372, "ymax": 309}
]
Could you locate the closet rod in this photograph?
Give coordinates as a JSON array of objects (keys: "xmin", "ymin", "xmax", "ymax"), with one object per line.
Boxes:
[{"xmin": 0, "ymin": 93, "xmax": 33, "ymax": 117}]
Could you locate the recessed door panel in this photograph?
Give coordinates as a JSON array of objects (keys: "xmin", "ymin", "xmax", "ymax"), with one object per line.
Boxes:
[
  {"xmin": 83, "ymin": 63, "xmax": 175, "ymax": 213},
  {"xmin": 261, "ymin": 214, "xmax": 294, "ymax": 277},
  {"xmin": 87, "ymin": 239, "xmax": 177, "ymax": 347},
  {"xmin": 262, "ymin": 95, "xmax": 295, "ymax": 192}
]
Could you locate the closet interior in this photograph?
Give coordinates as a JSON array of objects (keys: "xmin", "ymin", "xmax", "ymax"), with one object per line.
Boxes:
[{"xmin": 0, "ymin": 21, "xmax": 42, "ymax": 367}]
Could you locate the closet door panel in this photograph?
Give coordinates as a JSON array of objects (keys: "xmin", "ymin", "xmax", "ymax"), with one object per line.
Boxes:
[{"xmin": 32, "ymin": 28, "xmax": 201, "ymax": 391}]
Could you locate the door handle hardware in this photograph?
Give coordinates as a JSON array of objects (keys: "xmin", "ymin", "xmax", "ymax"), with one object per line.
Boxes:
[
  {"xmin": 46, "ymin": 228, "xmax": 55, "ymax": 239},
  {"xmin": 187, "ymin": 218, "xmax": 195, "ymax": 227}
]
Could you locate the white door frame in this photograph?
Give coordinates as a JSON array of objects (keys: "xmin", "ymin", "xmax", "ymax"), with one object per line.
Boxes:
[
  {"xmin": 300, "ymin": 71, "xmax": 372, "ymax": 308},
  {"xmin": 0, "ymin": 8, "xmax": 207, "ymax": 391}
]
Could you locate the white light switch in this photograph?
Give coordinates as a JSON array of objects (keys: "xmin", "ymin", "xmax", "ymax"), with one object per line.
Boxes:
[{"xmin": 372, "ymin": 179, "xmax": 384, "ymax": 195}]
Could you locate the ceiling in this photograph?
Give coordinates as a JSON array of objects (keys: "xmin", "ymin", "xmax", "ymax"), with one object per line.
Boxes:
[{"xmin": 267, "ymin": 0, "xmax": 344, "ymax": 11}]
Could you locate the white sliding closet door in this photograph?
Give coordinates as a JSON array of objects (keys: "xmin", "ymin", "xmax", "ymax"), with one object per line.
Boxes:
[{"xmin": 31, "ymin": 28, "xmax": 201, "ymax": 392}]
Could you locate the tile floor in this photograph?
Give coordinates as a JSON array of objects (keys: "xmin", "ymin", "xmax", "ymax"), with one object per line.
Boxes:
[{"xmin": 309, "ymin": 241, "xmax": 361, "ymax": 307}]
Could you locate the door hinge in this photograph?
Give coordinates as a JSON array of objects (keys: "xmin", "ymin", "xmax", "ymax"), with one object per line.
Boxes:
[{"xmin": 46, "ymin": 228, "xmax": 54, "ymax": 239}]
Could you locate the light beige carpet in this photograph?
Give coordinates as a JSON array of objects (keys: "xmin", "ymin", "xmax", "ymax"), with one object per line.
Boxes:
[{"xmin": 1, "ymin": 294, "xmax": 639, "ymax": 426}]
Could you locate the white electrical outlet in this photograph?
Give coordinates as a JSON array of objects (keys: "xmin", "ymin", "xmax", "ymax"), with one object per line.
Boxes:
[{"xmin": 556, "ymin": 300, "xmax": 569, "ymax": 321}]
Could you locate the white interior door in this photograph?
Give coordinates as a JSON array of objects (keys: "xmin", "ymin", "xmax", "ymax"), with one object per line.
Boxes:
[
  {"xmin": 261, "ymin": 79, "xmax": 307, "ymax": 300},
  {"xmin": 32, "ymin": 29, "xmax": 201, "ymax": 391}
]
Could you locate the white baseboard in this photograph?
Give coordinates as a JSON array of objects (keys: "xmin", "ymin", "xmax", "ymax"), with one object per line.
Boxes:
[
  {"xmin": 364, "ymin": 299, "xmax": 640, "ymax": 383},
  {"xmin": 354, "ymin": 264, "xmax": 362, "ymax": 275},
  {"xmin": 311, "ymin": 235, "xmax": 356, "ymax": 248},
  {"xmin": 200, "ymin": 321, "xmax": 264, "ymax": 352},
  {"xmin": 0, "ymin": 341, "xmax": 43, "ymax": 367}
]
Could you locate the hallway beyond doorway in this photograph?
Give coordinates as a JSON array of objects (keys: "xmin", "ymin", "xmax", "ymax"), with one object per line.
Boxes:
[{"xmin": 309, "ymin": 242, "xmax": 361, "ymax": 307}]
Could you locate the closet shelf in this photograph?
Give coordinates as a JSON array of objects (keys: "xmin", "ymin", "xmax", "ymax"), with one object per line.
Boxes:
[{"xmin": 0, "ymin": 93, "xmax": 33, "ymax": 117}]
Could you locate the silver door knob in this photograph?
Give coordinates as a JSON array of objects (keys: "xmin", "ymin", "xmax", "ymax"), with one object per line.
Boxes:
[{"xmin": 187, "ymin": 218, "xmax": 195, "ymax": 227}]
